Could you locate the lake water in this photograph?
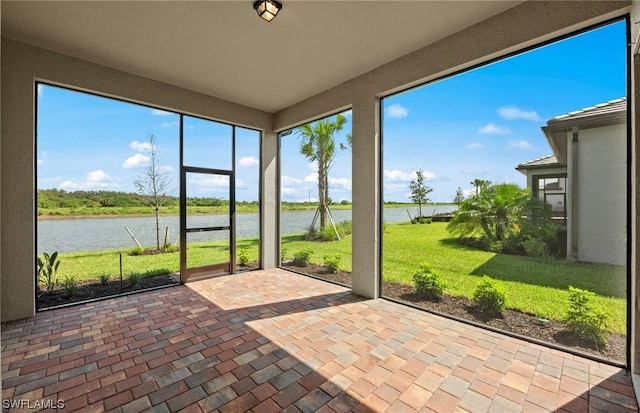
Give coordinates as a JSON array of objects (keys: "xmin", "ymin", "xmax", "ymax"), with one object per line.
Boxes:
[{"xmin": 37, "ymin": 205, "xmax": 457, "ymax": 254}]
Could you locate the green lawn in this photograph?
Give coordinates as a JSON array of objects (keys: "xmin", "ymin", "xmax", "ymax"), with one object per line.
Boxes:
[
  {"xmin": 382, "ymin": 222, "xmax": 626, "ymax": 334},
  {"xmin": 52, "ymin": 221, "xmax": 626, "ymax": 333}
]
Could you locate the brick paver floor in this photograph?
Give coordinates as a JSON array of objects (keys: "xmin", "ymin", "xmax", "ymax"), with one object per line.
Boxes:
[{"xmin": 2, "ymin": 269, "xmax": 638, "ymax": 412}]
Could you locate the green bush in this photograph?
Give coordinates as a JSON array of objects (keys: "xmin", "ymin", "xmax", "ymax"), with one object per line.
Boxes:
[
  {"xmin": 565, "ymin": 286, "xmax": 609, "ymax": 347},
  {"xmin": 488, "ymin": 240, "xmax": 504, "ymax": 253},
  {"xmin": 238, "ymin": 248, "xmax": 250, "ymax": 266},
  {"xmin": 292, "ymin": 249, "xmax": 313, "ymax": 267},
  {"xmin": 37, "ymin": 251, "xmax": 60, "ymax": 294},
  {"xmin": 412, "ymin": 263, "xmax": 445, "ymax": 300},
  {"xmin": 280, "ymin": 246, "xmax": 288, "ymax": 263},
  {"xmin": 163, "ymin": 243, "xmax": 176, "ymax": 253},
  {"xmin": 323, "ymin": 254, "xmax": 341, "ymax": 274},
  {"xmin": 522, "ymin": 237, "xmax": 548, "ymax": 258},
  {"xmin": 127, "ymin": 273, "xmax": 141, "ymax": 286},
  {"xmin": 98, "ymin": 274, "xmax": 110, "ymax": 286},
  {"xmin": 62, "ymin": 275, "xmax": 79, "ymax": 298},
  {"xmin": 337, "ymin": 220, "xmax": 352, "ymax": 236},
  {"xmin": 472, "ymin": 276, "xmax": 505, "ymax": 316},
  {"xmin": 411, "ymin": 217, "xmax": 431, "ymax": 224},
  {"xmin": 130, "ymin": 246, "xmax": 144, "ymax": 256}
]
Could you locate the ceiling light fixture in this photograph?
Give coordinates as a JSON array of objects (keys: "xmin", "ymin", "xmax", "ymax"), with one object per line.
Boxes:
[{"xmin": 253, "ymin": 0, "xmax": 282, "ymax": 22}]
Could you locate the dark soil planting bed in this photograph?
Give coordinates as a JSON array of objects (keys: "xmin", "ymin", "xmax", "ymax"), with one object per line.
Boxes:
[{"xmin": 37, "ymin": 273, "xmax": 179, "ymax": 310}]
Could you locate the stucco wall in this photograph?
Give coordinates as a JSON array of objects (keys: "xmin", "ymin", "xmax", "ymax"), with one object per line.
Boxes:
[
  {"xmin": 576, "ymin": 124, "xmax": 627, "ymax": 266},
  {"xmin": 0, "ymin": 39, "xmax": 273, "ymax": 321}
]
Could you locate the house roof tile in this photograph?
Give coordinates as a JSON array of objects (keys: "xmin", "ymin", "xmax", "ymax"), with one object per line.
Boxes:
[
  {"xmin": 516, "ymin": 154, "xmax": 558, "ymax": 169},
  {"xmin": 548, "ymin": 97, "xmax": 626, "ymax": 124}
]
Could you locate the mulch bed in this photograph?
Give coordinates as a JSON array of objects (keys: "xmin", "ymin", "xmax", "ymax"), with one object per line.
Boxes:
[
  {"xmin": 37, "ymin": 273, "xmax": 179, "ymax": 309},
  {"xmin": 283, "ymin": 264, "xmax": 626, "ymax": 363}
]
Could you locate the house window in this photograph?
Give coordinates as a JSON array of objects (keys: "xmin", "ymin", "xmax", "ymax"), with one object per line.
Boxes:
[{"xmin": 533, "ymin": 175, "xmax": 567, "ymax": 221}]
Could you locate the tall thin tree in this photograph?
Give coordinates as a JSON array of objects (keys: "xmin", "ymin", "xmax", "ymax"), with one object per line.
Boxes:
[
  {"xmin": 133, "ymin": 134, "xmax": 171, "ymax": 250},
  {"xmin": 409, "ymin": 169, "xmax": 433, "ymax": 219},
  {"xmin": 297, "ymin": 114, "xmax": 348, "ymax": 231}
]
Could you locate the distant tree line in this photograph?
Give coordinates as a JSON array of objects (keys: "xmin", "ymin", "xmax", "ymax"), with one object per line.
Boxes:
[{"xmin": 36, "ymin": 189, "xmax": 257, "ymax": 209}]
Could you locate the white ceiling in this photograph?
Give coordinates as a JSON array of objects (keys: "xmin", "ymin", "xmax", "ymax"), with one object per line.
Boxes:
[{"xmin": 2, "ymin": 1, "xmax": 522, "ymax": 113}]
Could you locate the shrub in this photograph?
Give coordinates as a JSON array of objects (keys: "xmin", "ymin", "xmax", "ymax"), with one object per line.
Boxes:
[
  {"xmin": 472, "ymin": 276, "xmax": 506, "ymax": 316},
  {"xmin": 62, "ymin": 275, "xmax": 79, "ymax": 298},
  {"xmin": 413, "ymin": 263, "xmax": 445, "ymax": 300},
  {"xmin": 127, "ymin": 273, "xmax": 141, "ymax": 286},
  {"xmin": 37, "ymin": 251, "xmax": 60, "ymax": 294},
  {"xmin": 522, "ymin": 237, "xmax": 548, "ymax": 258},
  {"xmin": 411, "ymin": 217, "xmax": 431, "ymax": 224},
  {"xmin": 319, "ymin": 225, "xmax": 339, "ymax": 241},
  {"xmin": 488, "ymin": 240, "xmax": 504, "ymax": 253},
  {"xmin": 323, "ymin": 254, "xmax": 341, "ymax": 274},
  {"xmin": 98, "ymin": 274, "xmax": 110, "ymax": 286},
  {"xmin": 565, "ymin": 286, "xmax": 609, "ymax": 347},
  {"xmin": 337, "ymin": 220, "xmax": 352, "ymax": 236},
  {"xmin": 163, "ymin": 243, "xmax": 176, "ymax": 253},
  {"xmin": 130, "ymin": 246, "xmax": 144, "ymax": 256},
  {"xmin": 292, "ymin": 249, "xmax": 313, "ymax": 267},
  {"xmin": 238, "ymin": 248, "xmax": 250, "ymax": 266},
  {"xmin": 280, "ymin": 246, "xmax": 288, "ymax": 263}
]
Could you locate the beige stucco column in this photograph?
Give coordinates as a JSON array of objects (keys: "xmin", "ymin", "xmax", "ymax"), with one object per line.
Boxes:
[
  {"xmin": 351, "ymin": 94, "xmax": 380, "ymax": 299},
  {"xmin": 1, "ymin": 41, "xmax": 36, "ymax": 321},
  {"xmin": 261, "ymin": 130, "xmax": 279, "ymax": 269}
]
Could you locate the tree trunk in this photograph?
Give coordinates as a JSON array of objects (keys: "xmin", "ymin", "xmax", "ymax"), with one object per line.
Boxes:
[
  {"xmin": 155, "ymin": 206, "xmax": 160, "ymax": 250},
  {"xmin": 318, "ymin": 159, "xmax": 327, "ymax": 231}
]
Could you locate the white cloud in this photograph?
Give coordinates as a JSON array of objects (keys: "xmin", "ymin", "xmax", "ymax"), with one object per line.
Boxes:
[
  {"xmin": 386, "ymin": 104, "xmax": 409, "ymax": 119},
  {"xmin": 37, "ymin": 84, "xmax": 44, "ymax": 97},
  {"xmin": 467, "ymin": 142, "xmax": 484, "ymax": 149},
  {"xmin": 508, "ymin": 140, "xmax": 536, "ymax": 150},
  {"xmin": 498, "ymin": 106, "xmax": 541, "ymax": 122},
  {"xmin": 239, "ymin": 156, "xmax": 259, "ymax": 167},
  {"xmin": 151, "ymin": 109, "xmax": 172, "ymax": 116},
  {"xmin": 384, "ymin": 169, "xmax": 414, "ymax": 182},
  {"xmin": 122, "ymin": 153, "xmax": 151, "ymax": 169},
  {"xmin": 187, "ymin": 175, "xmax": 244, "ymax": 192},
  {"xmin": 281, "ymin": 175, "xmax": 302, "ymax": 185},
  {"xmin": 478, "ymin": 123, "xmax": 510, "ymax": 135},
  {"xmin": 304, "ymin": 173, "xmax": 318, "ymax": 183},
  {"xmin": 130, "ymin": 140, "xmax": 153, "ymax": 152},
  {"xmin": 307, "ymin": 161, "xmax": 318, "ymax": 171},
  {"xmin": 37, "ymin": 151, "xmax": 48, "ymax": 165},
  {"xmin": 329, "ymin": 177, "xmax": 352, "ymax": 190},
  {"xmin": 161, "ymin": 121, "xmax": 179, "ymax": 128},
  {"xmin": 281, "ymin": 187, "xmax": 297, "ymax": 195},
  {"xmin": 384, "ymin": 169, "xmax": 435, "ymax": 182},
  {"xmin": 60, "ymin": 169, "xmax": 118, "ymax": 190}
]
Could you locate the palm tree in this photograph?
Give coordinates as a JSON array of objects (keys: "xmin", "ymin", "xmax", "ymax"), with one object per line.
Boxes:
[
  {"xmin": 298, "ymin": 114, "xmax": 348, "ymax": 231},
  {"xmin": 447, "ymin": 183, "xmax": 530, "ymax": 242},
  {"xmin": 470, "ymin": 178, "xmax": 491, "ymax": 196}
]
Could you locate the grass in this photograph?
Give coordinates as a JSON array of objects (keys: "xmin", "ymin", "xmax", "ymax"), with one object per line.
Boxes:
[
  {"xmin": 55, "ymin": 238, "xmax": 260, "ymax": 282},
  {"xmin": 49, "ymin": 221, "xmax": 625, "ymax": 333},
  {"xmin": 382, "ymin": 222, "xmax": 626, "ymax": 334}
]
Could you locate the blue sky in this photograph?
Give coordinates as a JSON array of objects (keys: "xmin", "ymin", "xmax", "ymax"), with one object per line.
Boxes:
[
  {"xmin": 37, "ymin": 88, "xmax": 260, "ymax": 201},
  {"xmin": 38, "ymin": 20, "xmax": 626, "ymax": 204}
]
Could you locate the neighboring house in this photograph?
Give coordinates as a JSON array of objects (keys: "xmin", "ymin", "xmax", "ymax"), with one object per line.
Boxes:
[{"xmin": 517, "ymin": 98, "xmax": 627, "ymax": 266}]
